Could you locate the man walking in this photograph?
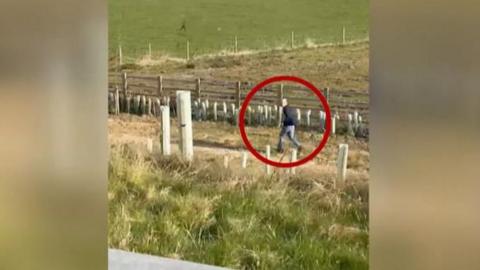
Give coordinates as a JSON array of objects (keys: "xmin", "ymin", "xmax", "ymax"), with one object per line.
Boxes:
[{"xmin": 277, "ymin": 98, "xmax": 303, "ymax": 153}]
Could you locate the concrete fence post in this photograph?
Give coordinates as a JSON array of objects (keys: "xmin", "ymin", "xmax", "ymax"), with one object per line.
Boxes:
[
  {"xmin": 146, "ymin": 138, "xmax": 153, "ymax": 153},
  {"xmin": 224, "ymin": 156, "xmax": 229, "ymax": 169},
  {"xmin": 265, "ymin": 145, "xmax": 272, "ymax": 175},
  {"xmin": 160, "ymin": 106, "xmax": 171, "ymax": 155},
  {"xmin": 332, "ymin": 116, "xmax": 336, "ymax": 135},
  {"xmin": 241, "ymin": 151, "xmax": 248, "ymax": 169},
  {"xmin": 290, "ymin": 149, "xmax": 297, "ymax": 174},
  {"xmin": 337, "ymin": 144, "xmax": 349, "ymax": 186},
  {"xmin": 176, "ymin": 91, "xmax": 193, "ymax": 161}
]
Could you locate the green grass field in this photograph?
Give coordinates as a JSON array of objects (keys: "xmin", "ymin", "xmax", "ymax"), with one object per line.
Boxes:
[{"xmin": 109, "ymin": 0, "xmax": 369, "ymax": 58}]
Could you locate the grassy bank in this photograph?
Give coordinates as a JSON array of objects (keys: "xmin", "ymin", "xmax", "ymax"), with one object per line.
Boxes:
[{"xmin": 108, "ymin": 144, "xmax": 368, "ymax": 269}]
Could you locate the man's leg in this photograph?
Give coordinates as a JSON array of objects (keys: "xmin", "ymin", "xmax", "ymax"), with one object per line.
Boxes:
[
  {"xmin": 277, "ymin": 126, "xmax": 287, "ymax": 152},
  {"xmin": 286, "ymin": 126, "xmax": 301, "ymax": 148}
]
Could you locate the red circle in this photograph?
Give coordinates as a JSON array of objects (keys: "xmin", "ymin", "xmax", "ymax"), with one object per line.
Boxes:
[{"xmin": 239, "ymin": 76, "xmax": 332, "ymax": 168}]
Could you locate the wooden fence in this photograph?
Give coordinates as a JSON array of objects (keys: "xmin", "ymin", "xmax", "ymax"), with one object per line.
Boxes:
[{"xmin": 108, "ymin": 72, "xmax": 369, "ymax": 121}]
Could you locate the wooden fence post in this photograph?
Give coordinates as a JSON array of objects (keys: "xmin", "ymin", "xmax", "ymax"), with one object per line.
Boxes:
[
  {"xmin": 290, "ymin": 149, "xmax": 297, "ymax": 174},
  {"xmin": 265, "ymin": 145, "xmax": 272, "ymax": 175},
  {"xmin": 122, "ymin": 72, "xmax": 128, "ymax": 110},
  {"xmin": 278, "ymin": 84, "xmax": 284, "ymax": 106},
  {"xmin": 186, "ymin": 40, "xmax": 190, "ymax": 61},
  {"xmin": 234, "ymin": 35, "xmax": 238, "ymax": 54},
  {"xmin": 157, "ymin": 76, "xmax": 163, "ymax": 97},
  {"xmin": 160, "ymin": 106, "xmax": 171, "ymax": 155},
  {"xmin": 118, "ymin": 44, "xmax": 123, "ymax": 67},
  {"xmin": 342, "ymin": 26, "xmax": 346, "ymax": 45},
  {"xmin": 176, "ymin": 91, "xmax": 193, "ymax": 161},
  {"xmin": 236, "ymin": 81, "xmax": 241, "ymax": 108},
  {"xmin": 291, "ymin": 31, "xmax": 295, "ymax": 49},
  {"xmin": 337, "ymin": 144, "xmax": 349, "ymax": 186},
  {"xmin": 195, "ymin": 78, "xmax": 201, "ymax": 99},
  {"xmin": 148, "ymin": 43, "xmax": 152, "ymax": 59},
  {"xmin": 324, "ymin": 87, "xmax": 330, "ymax": 103}
]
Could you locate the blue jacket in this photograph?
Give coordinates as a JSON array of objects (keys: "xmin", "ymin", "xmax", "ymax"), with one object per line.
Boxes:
[{"xmin": 282, "ymin": 106, "xmax": 298, "ymax": 126}]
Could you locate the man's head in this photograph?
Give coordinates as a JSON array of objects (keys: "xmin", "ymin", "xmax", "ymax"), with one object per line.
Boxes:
[{"xmin": 281, "ymin": 98, "xmax": 288, "ymax": 107}]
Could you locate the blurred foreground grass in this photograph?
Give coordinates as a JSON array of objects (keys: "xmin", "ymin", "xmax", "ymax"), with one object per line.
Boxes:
[{"xmin": 108, "ymin": 144, "xmax": 368, "ymax": 269}]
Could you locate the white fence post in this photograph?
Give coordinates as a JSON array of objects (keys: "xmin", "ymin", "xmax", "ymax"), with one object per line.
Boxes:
[
  {"xmin": 332, "ymin": 116, "xmax": 336, "ymax": 135},
  {"xmin": 160, "ymin": 106, "xmax": 171, "ymax": 155},
  {"xmin": 290, "ymin": 149, "xmax": 297, "ymax": 174},
  {"xmin": 146, "ymin": 138, "xmax": 153, "ymax": 153},
  {"xmin": 223, "ymin": 156, "xmax": 229, "ymax": 169},
  {"xmin": 336, "ymin": 144, "xmax": 349, "ymax": 186},
  {"xmin": 176, "ymin": 91, "xmax": 193, "ymax": 161},
  {"xmin": 241, "ymin": 151, "xmax": 248, "ymax": 169},
  {"xmin": 265, "ymin": 145, "xmax": 272, "ymax": 175}
]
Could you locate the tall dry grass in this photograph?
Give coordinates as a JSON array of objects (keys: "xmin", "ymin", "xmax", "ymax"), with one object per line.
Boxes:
[{"xmin": 108, "ymin": 143, "xmax": 368, "ymax": 269}]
